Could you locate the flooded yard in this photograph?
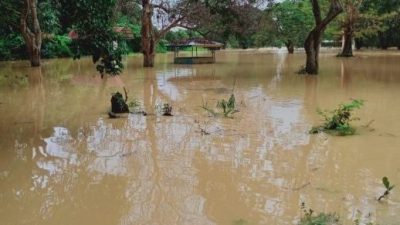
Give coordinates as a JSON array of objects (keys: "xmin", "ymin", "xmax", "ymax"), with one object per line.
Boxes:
[{"xmin": 0, "ymin": 49, "xmax": 399, "ymax": 225}]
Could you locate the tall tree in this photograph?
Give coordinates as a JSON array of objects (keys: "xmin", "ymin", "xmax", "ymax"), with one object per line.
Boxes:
[
  {"xmin": 140, "ymin": 0, "xmax": 198, "ymax": 67},
  {"xmin": 338, "ymin": 0, "xmax": 363, "ymax": 57},
  {"xmin": 185, "ymin": 0, "xmax": 267, "ymax": 48},
  {"xmin": 303, "ymin": 0, "xmax": 343, "ymax": 74},
  {"xmin": 270, "ymin": 0, "xmax": 314, "ymax": 53},
  {"xmin": 67, "ymin": 0, "xmax": 124, "ymax": 77},
  {"xmin": 20, "ymin": 0, "xmax": 42, "ymax": 67},
  {"xmin": 353, "ymin": 0, "xmax": 400, "ymax": 49}
]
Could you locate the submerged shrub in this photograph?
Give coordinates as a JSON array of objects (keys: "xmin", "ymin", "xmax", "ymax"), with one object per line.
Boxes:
[
  {"xmin": 111, "ymin": 92, "xmax": 129, "ymax": 113},
  {"xmin": 310, "ymin": 99, "xmax": 364, "ymax": 136},
  {"xmin": 299, "ymin": 203, "xmax": 340, "ymax": 225},
  {"xmin": 378, "ymin": 177, "xmax": 395, "ymax": 201},
  {"xmin": 202, "ymin": 94, "xmax": 238, "ymax": 118},
  {"xmin": 161, "ymin": 103, "xmax": 173, "ymax": 116}
]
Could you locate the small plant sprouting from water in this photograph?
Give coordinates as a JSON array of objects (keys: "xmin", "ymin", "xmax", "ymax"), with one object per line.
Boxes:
[
  {"xmin": 217, "ymin": 94, "xmax": 236, "ymax": 117},
  {"xmin": 353, "ymin": 210, "xmax": 374, "ymax": 225},
  {"xmin": 378, "ymin": 177, "xmax": 395, "ymax": 201},
  {"xmin": 162, "ymin": 103, "xmax": 173, "ymax": 116},
  {"xmin": 233, "ymin": 218, "xmax": 249, "ymax": 225},
  {"xmin": 202, "ymin": 94, "xmax": 238, "ymax": 118},
  {"xmin": 128, "ymin": 99, "xmax": 141, "ymax": 112},
  {"xmin": 155, "ymin": 102, "xmax": 173, "ymax": 116},
  {"xmin": 310, "ymin": 99, "xmax": 364, "ymax": 136},
  {"xmin": 110, "ymin": 91, "xmax": 129, "ymax": 114},
  {"xmin": 299, "ymin": 203, "xmax": 340, "ymax": 225}
]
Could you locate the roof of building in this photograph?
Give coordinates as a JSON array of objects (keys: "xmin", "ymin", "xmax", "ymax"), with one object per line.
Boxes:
[{"xmin": 168, "ymin": 38, "xmax": 224, "ymax": 49}]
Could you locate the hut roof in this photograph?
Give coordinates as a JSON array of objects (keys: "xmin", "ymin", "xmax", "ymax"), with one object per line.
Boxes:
[{"xmin": 168, "ymin": 38, "xmax": 224, "ymax": 49}]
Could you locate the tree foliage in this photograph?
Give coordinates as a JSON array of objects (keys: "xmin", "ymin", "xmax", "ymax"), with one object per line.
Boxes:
[
  {"xmin": 266, "ymin": 0, "xmax": 314, "ymax": 52},
  {"xmin": 67, "ymin": 0, "xmax": 124, "ymax": 76}
]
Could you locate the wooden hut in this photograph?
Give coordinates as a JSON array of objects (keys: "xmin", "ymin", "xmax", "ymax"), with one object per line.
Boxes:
[{"xmin": 167, "ymin": 38, "xmax": 224, "ymax": 64}]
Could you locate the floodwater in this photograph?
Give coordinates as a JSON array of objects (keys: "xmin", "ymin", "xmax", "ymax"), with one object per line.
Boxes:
[{"xmin": 0, "ymin": 49, "xmax": 399, "ymax": 225}]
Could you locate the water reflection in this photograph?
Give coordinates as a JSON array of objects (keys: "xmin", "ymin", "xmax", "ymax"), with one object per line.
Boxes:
[{"xmin": 1, "ymin": 51, "xmax": 400, "ymax": 225}]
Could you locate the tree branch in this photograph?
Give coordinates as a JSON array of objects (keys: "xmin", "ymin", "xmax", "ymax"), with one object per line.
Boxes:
[{"xmin": 310, "ymin": 0, "xmax": 322, "ymax": 25}]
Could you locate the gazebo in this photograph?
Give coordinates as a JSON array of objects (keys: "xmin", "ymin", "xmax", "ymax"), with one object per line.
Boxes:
[{"xmin": 167, "ymin": 38, "xmax": 224, "ymax": 64}]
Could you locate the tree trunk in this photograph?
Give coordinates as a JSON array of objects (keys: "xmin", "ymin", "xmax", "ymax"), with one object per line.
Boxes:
[
  {"xmin": 141, "ymin": 0, "xmax": 155, "ymax": 67},
  {"xmin": 304, "ymin": 30, "xmax": 321, "ymax": 74},
  {"xmin": 20, "ymin": 0, "xmax": 42, "ymax": 67},
  {"xmin": 303, "ymin": 0, "xmax": 343, "ymax": 74},
  {"xmin": 143, "ymin": 38, "xmax": 155, "ymax": 67},
  {"xmin": 339, "ymin": 32, "xmax": 353, "ymax": 57},
  {"xmin": 285, "ymin": 41, "xmax": 294, "ymax": 54}
]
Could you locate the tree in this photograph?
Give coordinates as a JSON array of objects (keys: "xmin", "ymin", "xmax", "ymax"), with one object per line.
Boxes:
[
  {"xmin": 184, "ymin": 0, "xmax": 267, "ymax": 48},
  {"xmin": 337, "ymin": 0, "xmax": 363, "ymax": 57},
  {"xmin": 0, "ymin": 1, "xmax": 20, "ymax": 30},
  {"xmin": 366, "ymin": 0, "xmax": 400, "ymax": 49},
  {"xmin": 271, "ymin": 0, "xmax": 314, "ymax": 53},
  {"xmin": 140, "ymin": 0, "xmax": 198, "ymax": 67},
  {"xmin": 353, "ymin": 0, "xmax": 400, "ymax": 49},
  {"xmin": 303, "ymin": 0, "xmax": 343, "ymax": 74},
  {"xmin": 67, "ymin": 0, "xmax": 124, "ymax": 77},
  {"xmin": 20, "ymin": 0, "xmax": 42, "ymax": 67}
]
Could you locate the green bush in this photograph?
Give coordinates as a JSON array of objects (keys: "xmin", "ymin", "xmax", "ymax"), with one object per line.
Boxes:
[
  {"xmin": 0, "ymin": 34, "xmax": 26, "ymax": 60},
  {"xmin": 310, "ymin": 99, "xmax": 364, "ymax": 136},
  {"xmin": 41, "ymin": 35, "xmax": 72, "ymax": 58},
  {"xmin": 156, "ymin": 40, "xmax": 168, "ymax": 53}
]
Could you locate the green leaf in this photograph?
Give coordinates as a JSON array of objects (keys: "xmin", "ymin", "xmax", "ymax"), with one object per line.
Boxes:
[{"xmin": 383, "ymin": 177, "xmax": 390, "ymax": 189}]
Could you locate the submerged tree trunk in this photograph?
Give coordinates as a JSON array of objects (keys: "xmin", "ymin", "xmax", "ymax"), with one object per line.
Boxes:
[
  {"xmin": 338, "ymin": 0, "xmax": 361, "ymax": 58},
  {"xmin": 303, "ymin": 0, "xmax": 343, "ymax": 74},
  {"xmin": 20, "ymin": 0, "xmax": 42, "ymax": 67},
  {"xmin": 141, "ymin": 0, "xmax": 155, "ymax": 67},
  {"xmin": 304, "ymin": 30, "xmax": 321, "ymax": 74},
  {"xmin": 285, "ymin": 40, "xmax": 294, "ymax": 54},
  {"xmin": 339, "ymin": 32, "xmax": 353, "ymax": 57}
]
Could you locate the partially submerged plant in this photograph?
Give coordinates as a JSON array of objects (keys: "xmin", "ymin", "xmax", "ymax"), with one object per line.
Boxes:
[
  {"xmin": 128, "ymin": 99, "xmax": 141, "ymax": 112},
  {"xmin": 233, "ymin": 218, "xmax": 248, "ymax": 225},
  {"xmin": 217, "ymin": 94, "xmax": 236, "ymax": 117},
  {"xmin": 162, "ymin": 103, "xmax": 173, "ymax": 116},
  {"xmin": 378, "ymin": 177, "xmax": 395, "ymax": 201},
  {"xmin": 310, "ymin": 99, "xmax": 364, "ymax": 136},
  {"xmin": 202, "ymin": 94, "xmax": 238, "ymax": 118},
  {"xmin": 353, "ymin": 210, "xmax": 374, "ymax": 225},
  {"xmin": 299, "ymin": 203, "xmax": 340, "ymax": 225},
  {"xmin": 111, "ymin": 92, "xmax": 129, "ymax": 113}
]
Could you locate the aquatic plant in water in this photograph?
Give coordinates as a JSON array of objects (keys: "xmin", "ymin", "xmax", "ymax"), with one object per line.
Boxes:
[
  {"xmin": 202, "ymin": 94, "xmax": 237, "ymax": 118},
  {"xmin": 233, "ymin": 219, "xmax": 248, "ymax": 225},
  {"xmin": 299, "ymin": 203, "xmax": 340, "ymax": 225},
  {"xmin": 310, "ymin": 99, "xmax": 364, "ymax": 136},
  {"xmin": 128, "ymin": 99, "xmax": 141, "ymax": 112},
  {"xmin": 155, "ymin": 103, "xmax": 173, "ymax": 116},
  {"xmin": 162, "ymin": 103, "xmax": 173, "ymax": 116},
  {"xmin": 378, "ymin": 177, "xmax": 395, "ymax": 201},
  {"xmin": 111, "ymin": 92, "xmax": 129, "ymax": 113}
]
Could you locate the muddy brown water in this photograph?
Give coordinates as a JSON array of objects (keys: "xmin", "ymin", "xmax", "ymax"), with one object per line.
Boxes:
[{"xmin": 0, "ymin": 49, "xmax": 399, "ymax": 225}]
